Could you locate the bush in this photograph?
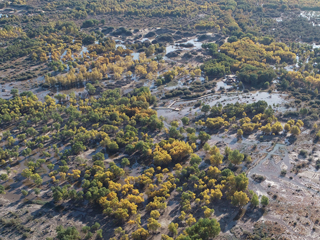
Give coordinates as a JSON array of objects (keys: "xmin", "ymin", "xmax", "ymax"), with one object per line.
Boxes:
[{"xmin": 299, "ymin": 150, "xmax": 308, "ymax": 158}]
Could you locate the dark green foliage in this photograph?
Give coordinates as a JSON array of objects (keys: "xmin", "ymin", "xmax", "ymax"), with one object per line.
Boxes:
[
  {"xmin": 82, "ymin": 35, "xmax": 96, "ymax": 45},
  {"xmin": 237, "ymin": 64, "xmax": 276, "ymax": 87},
  {"xmin": 0, "ymin": 185, "xmax": 5, "ymax": 194},
  {"xmin": 56, "ymin": 225, "xmax": 80, "ymax": 240},
  {"xmin": 185, "ymin": 218, "xmax": 220, "ymax": 240},
  {"xmin": 190, "ymin": 154, "xmax": 202, "ymax": 165},
  {"xmin": 201, "ymin": 53, "xmax": 236, "ymax": 77},
  {"xmin": 81, "ymin": 19, "xmax": 99, "ymax": 28}
]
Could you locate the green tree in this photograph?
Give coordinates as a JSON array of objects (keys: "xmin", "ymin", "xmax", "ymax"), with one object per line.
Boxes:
[
  {"xmin": 169, "ymin": 127, "xmax": 182, "ymax": 139},
  {"xmin": 190, "ymin": 154, "xmax": 202, "ymax": 165},
  {"xmin": 56, "ymin": 225, "xmax": 81, "ymax": 240},
  {"xmin": 147, "ymin": 218, "xmax": 161, "ymax": 232},
  {"xmin": 181, "ymin": 117, "xmax": 189, "ymax": 125},
  {"xmin": 121, "ymin": 158, "xmax": 130, "ymax": 167},
  {"xmin": 107, "ymin": 140, "xmax": 119, "ymax": 152},
  {"xmin": 0, "ymin": 185, "xmax": 5, "ymax": 194},
  {"xmin": 91, "ymin": 222, "xmax": 100, "ymax": 231},
  {"xmin": 96, "ymin": 229, "xmax": 103, "ymax": 239},
  {"xmin": 0, "ymin": 174, "xmax": 8, "ymax": 181},
  {"xmin": 201, "ymin": 105, "xmax": 210, "ymax": 115},
  {"xmin": 251, "ymin": 193, "xmax": 259, "ymax": 207},
  {"xmin": 228, "ymin": 150, "xmax": 244, "ymax": 165},
  {"xmin": 261, "ymin": 195, "xmax": 269, "ymax": 206},
  {"xmin": 188, "ymin": 133, "xmax": 198, "ymax": 143},
  {"xmin": 86, "ymin": 83, "xmax": 96, "ymax": 95},
  {"xmin": 26, "ymin": 127, "xmax": 38, "ymax": 138},
  {"xmin": 185, "ymin": 218, "xmax": 220, "ymax": 240},
  {"xmin": 11, "ymin": 88, "xmax": 19, "ymax": 97},
  {"xmin": 198, "ymin": 131, "xmax": 210, "ymax": 144},
  {"xmin": 171, "ymin": 121, "xmax": 179, "ymax": 128},
  {"xmin": 21, "ymin": 189, "xmax": 29, "ymax": 196},
  {"xmin": 72, "ymin": 141, "xmax": 86, "ymax": 155}
]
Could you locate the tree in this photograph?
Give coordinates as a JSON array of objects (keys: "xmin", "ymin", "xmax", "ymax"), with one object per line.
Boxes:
[
  {"xmin": 26, "ymin": 127, "xmax": 38, "ymax": 138},
  {"xmin": 147, "ymin": 217, "xmax": 161, "ymax": 232},
  {"xmin": 106, "ymin": 140, "xmax": 119, "ymax": 152},
  {"xmin": 203, "ymin": 207, "xmax": 214, "ymax": 218},
  {"xmin": 234, "ymin": 173, "xmax": 248, "ymax": 191},
  {"xmin": 171, "ymin": 121, "xmax": 179, "ymax": 128},
  {"xmin": 0, "ymin": 174, "xmax": 8, "ymax": 181},
  {"xmin": 11, "ymin": 88, "xmax": 18, "ymax": 97},
  {"xmin": 168, "ymin": 222, "xmax": 178, "ymax": 236},
  {"xmin": 56, "ymin": 225, "xmax": 81, "ymax": 240},
  {"xmin": 132, "ymin": 228, "xmax": 149, "ymax": 240},
  {"xmin": 203, "ymin": 143, "xmax": 210, "ymax": 151},
  {"xmin": 96, "ymin": 229, "xmax": 103, "ymax": 239},
  {"xmin": 31, "ymin": 173, "xmax": 43, "ymax": 185},
  {"xmin": 290, "ymin": 125, "xmax": 301, "ymax": 136},
  {"xmin": 163, "ymin": 140, "xmax": 193, "ymax": 162},
  {"xmin": 153, "ymin": 145, "xmax": 172, "ymax": 166},
  {"xmin": 22, "ymin": 148, "xmax": 32, "ymax": 157},
  {"xmin": 186, "ymin": 127, "xmax": 196, "ymax": 134},
  {"xmin": 261, "ymin": 123, "xmax": 272, "ymax": 134},
  {"xmin": 188, "ymin": 133, "xmax": 198, "ymax": 143},
  {"xmin": 34, "ymin": 188, "xmax": 41, "ymax": 195},
  {"xmin": 185, "ymin": 218, "xmax": 220, "ymax": 240},
  {"xmin": 206, "ymin": 117, "xmax": 229, "ymax": 130},
  {"xmin": 190, "ymin": 154, "xmax": 202, "ymax": 165},
  {"xmin": 228, "ymin": 150, "xmax": 244, "ymax": 165},
  {"xmin": 150, "ymin": 210, "xmax": 160, "ymax": 219},
  {"xmin": 91, "ymin": 222, "xmax": 100, "ymax": 231},
  {"xmin": 72, "ymin": 141, "xmax": 86, "ymax": 155},
  {"xmin": 0, "ymin": 185, "xmax": 5, "ymax": 194},
  {"xmin": 86, "ymin": 83, "xmax": 96, "ymax": 95},
  {"xmin": 314, "ymin": 123, "xmax": 318, "ymax": 129},
  {"xmin": 21, "ymin": 189, "xmax": 28, "ymax": 196},
  {"xmin": 121, "ymin": 158, "xmax": 130, "ymax": 167},
  {"xmin": 237, "ymin": 129, "xmax": 243, "ymax": 139},
  {"xmin": 251, "ymin": 193, "xmax": 259, "ymax": 207},
  {"xmin": 231, "ymin": 191, "xmax": 249, "ymax": 207},
  {"xmin": 271, "ymin": 121, "xmax": 283, "ymax": 134},
  {"xmin": 21, "ymin": 168, "xmax": 32, "ymax": 179},
  {"xmin": 201, "ymin": 105, "xmax": 210, "ymax": 115},
  {"xmin": 17, "ymin": 134, "xmax": 26, "ymax": 141},
  {"xmin": 184, "ymin": 213, "xmax": 195, "ymax": 226},
  {"xmin": 261, "ymin": 195, "xmax": 269, "ymax": 206},
  {"xmin": 284, "ymin": 123, "xmax": 291, "ymax": 132},
  {"xmin": 209, "ymin": 153, "xmax": 223, "ymax": 166},
  {"xmin": 198, "ymin": 131, "xmax": 210, "ymax": 144},
  {"xmin": 169, "ymin": 127, "xmax": 182, "ymax": 139},
  {"xmin": 181, "ymin": 117, "xmax": 189, "ymax": 125}
]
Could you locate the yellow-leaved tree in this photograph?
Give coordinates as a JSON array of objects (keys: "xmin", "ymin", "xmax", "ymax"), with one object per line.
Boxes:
[
  {"xmin": 231, "ymin": 191, "xmax": 249, "ymax": 208},
  {"xmin": 163, "ymin": 140, "xmax": 193, "ymax": 162}
]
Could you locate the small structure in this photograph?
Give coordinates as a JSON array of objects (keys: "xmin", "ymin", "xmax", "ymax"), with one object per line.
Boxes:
[{"xmin": 225, "ymin": 75, "xmax": 237, "ymax": 84}]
